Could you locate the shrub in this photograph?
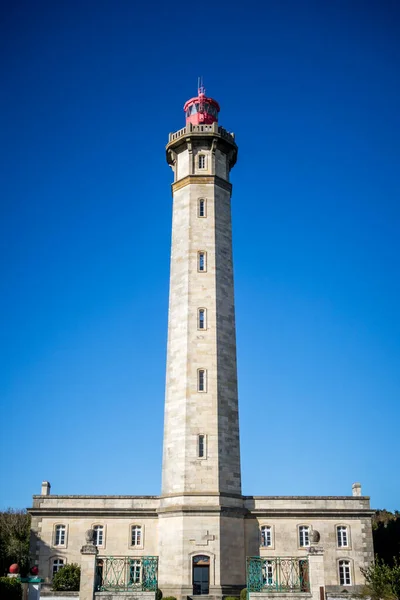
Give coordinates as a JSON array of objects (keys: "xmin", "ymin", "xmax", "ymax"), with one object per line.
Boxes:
[
  {"xmin": 156, "ymin": 588, "xmax": 163, "ymax": 600},
  {"xmin": 240, "ymin": 588, "xmax": 247, "ymax": 600},
  {"xmin": 225, "ymin": 596, "xmax": 240, "ymax": 600},
  {"xmin": 52, "ymin": 563, "xmax": 81, "ymax": 591},
  {"xmin": 0, "ymin": 577, "xmax": 22, "ymax": 600},
  {"xmin": 162, "ymin": 596, "xmax": 177, "ymax": 600}
]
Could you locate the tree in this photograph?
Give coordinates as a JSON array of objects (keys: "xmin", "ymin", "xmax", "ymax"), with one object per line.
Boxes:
[
  {"xmin": 52, "ymin": 563, "xmax": 81, "ymax": 591},
  {"xmin": 0, "ymin": 510, "xmax": 31, "ymax": 576},
  {"xmin": 373, "ymin": 510, "xmax": 400, "ymax": 566},
  {"xmin": 361, "ymin": 558, "xmax": 400, "ymax": 600}
]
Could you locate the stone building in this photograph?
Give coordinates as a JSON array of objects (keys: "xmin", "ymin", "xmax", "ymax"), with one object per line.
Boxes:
[{"xmin": 28, "ymin": 85, "xmax": 374, "ymax": 600}]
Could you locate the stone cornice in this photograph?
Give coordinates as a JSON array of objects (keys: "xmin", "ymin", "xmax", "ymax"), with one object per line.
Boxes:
[
  {"xmin": 172, "ymin": 175, "xmax": 232, "ymax": 194},
  {"xmin": 246, "ymin": 509, "xmax": 375, "ymax": 519},
  {"xmin": 27, "ymin": 507, "xmax": 158, "ymax": 518}
]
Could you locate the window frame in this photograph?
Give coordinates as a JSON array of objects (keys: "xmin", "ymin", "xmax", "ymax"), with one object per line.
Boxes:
[
  {"xmin": 338, "ymin": 559, "xmax": 352, "ymax": 586},
  {"xmin": 197, "ymin": 434, "xmax": 207, "ymax": 459},
  {"xmin": 92, "ymin": 524, "xmax": 105, "ymax": 548},
  {"xmin": 298, "ymin": 525, "xmax": 310, "ymax": 548},
  {"xmin": 198, "ymin": 251, "xmax": 207, "ymax": 272},
  {"xmin": 198, "ymin": 198, "xmax": 207, "ymax": 218},
  {"xmin": 336, "ymin": 525, "xmax": 350, "ymax": 549},
  {"xmin": 129, "ymin": 559, "xmax": 142, "ymax": 584},
  {"xmin": 262, "ymin": 559, "xmax": 275, "ymax": 586},
  {"xmin": 197, "ymin": 369, "xmax": 207, "ymax": 393},
  {"xmin": 198, "ymin": 154, "xmax": 206, "ymax": 170},
  {"xmin": 198, "ymin": 308, "xmax": 207, "ymax": 330},
  {"xmin": 51, "ymin": 558, "xmax": 65, "ymax": 579},
  {"xmin": 130, "ymin": 524, "xmax": 143, "ymax": 549},
  {"xmin": 260, "ymin": 525, "xmax": 273, "ymax": 548},
  {"xmin": 54, "ymin": 524, "xmax": 67, "ymax": 548}
]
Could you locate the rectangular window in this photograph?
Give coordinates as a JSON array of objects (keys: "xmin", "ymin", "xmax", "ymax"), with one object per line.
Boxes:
[
  {"xmin": 55, "ymin": 525, "xmax": 66, "ymax": 546},
  {"xmin": 131, "ymin": 525, "xmax": 142, "ymax": 546},
  {"xmin": 52, "ymin": 559, "xmax": 64, "ymax": 576},
  {"xmin": 339, "ymin": 560, "xmax": 351, "ymax": 585},
  {"xmin": 198, "ymin": 154, "xmax": 206, "ymax": 169},
  {"xmin": 198, "ymin": 308, "xmax": 206, "ymax": 329},
  {"xmin": 94, "ymin": 525, "xmax": 104, "ymax": 546},
  {"xmin": 198, "ymin": 251, "xmax": 206, "ymax": 272},
  {"xmin": 261, "ymin": 526, "xmax": 272, "ymax": 547},
  {"xmin": 337, "ymin": 526, "xmax": 348, "ymax": 548},
  {"xmin": 263, "ymin": 560, "xmax": 274, "ymax": 586},
  {"xmin": 198, "ymin": 199, "xmax": 206, "ymax": 217},
  {"xmin": 129, "ymin": 559, "xmax": 141, "ymax": 584},
  {"xmin": 299, "ymin": 526, "xmax": 310, "ymax": 547},
  {"xmin": 198, "ymin": 369, "xmax": 206, "ymax": 392},
  {"xmin": 198, "ymin": 434, "xmax": 205, "ymax": 458}
]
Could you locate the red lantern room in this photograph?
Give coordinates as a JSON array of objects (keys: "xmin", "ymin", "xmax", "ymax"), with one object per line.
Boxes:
[{"xmin": 184, "ymin": 79, "xmax": 220, "ymax": 126}]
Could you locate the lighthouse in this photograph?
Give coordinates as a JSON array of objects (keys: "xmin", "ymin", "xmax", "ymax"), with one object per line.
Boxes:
[{"xmin": 158, "ymin": 83, "xmax": 245, "ymax": 597}]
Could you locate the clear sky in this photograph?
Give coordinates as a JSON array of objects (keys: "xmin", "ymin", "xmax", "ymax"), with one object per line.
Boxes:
[{"xmin": 1, "ymin": 0, "xmax": 399, "ymax": 512}]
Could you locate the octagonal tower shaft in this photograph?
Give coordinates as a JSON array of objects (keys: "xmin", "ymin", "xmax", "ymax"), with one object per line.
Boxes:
[{"xmin": 162, "ymin": 122, "xmax": 241, "ymax": 497}]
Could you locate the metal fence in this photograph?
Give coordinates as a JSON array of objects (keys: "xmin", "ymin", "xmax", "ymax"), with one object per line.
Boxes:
[
  {"xmin": 96, "ymin": 556, "xmax": 158, "ymax": 592},
  {"xmin": 246, "ymin": 556, "xmax": 310, "ymax": 593}
]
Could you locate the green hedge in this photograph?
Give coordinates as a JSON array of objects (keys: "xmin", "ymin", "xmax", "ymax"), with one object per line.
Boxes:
[
  {"xmin": 52, "ymin": 563, "xmax": 81, "ymax": 591},
  {"xmin": 162, "ymin": 596, "xmax": 177, "ymax": 600},
  {"xmin": 225, "ymin": 596, "xmax": 240, "ymax": 600},
  {"xmin": 0, "ymin": 577, "xmax": 22, "ymax": 600},
  {"xmin": 240, "ymin": 588, "xmax": 247, "ymax": 600}
]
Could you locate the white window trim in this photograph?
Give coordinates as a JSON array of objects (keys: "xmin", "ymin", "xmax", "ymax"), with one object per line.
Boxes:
[
  {"xmin": 129, "ymin": 558, "xmax": 142, "ymax": 584},
  {"xmin": 336, "ymin": 524, "xmax": 351, "ymax": 549},
  {"xmin": 198, "ymin": 251, "xmax": 207, "ymax": 272},
  {"xmin": 92, "ymin": 523, "xmax": 106, "ymax": 549},
  {"xmin": 198, "ymin": 198, "xmax": 207, "ymax": 218},
  {"xmin": 53, "ymin": 524, "xmax": 68, "ymax": 548},
  {"xmin": 298, "ymin": 524, "xmax": 310, "ymax": 548},
  {"xmin": 260, "ymin": 524, "xmax": 274, "ymax": 549},
  {"xmin": 197, "ymin": 434, "xmax": 207, "ymax": 459},
  {"xmin": 198, "ymin": 308, "xmax": 207, "ymax": 330},
  {"xmin": 129, "ymin": 524, "xmax": 144, "ymax": 549},
  {"xmin": 197, "ymin": 369, "xmax": 207, "ymax": 393},
  {"xmin": 50, "ymin": 557, "xmax": 66, "ymax": 579},
  {"xmin": 338, "ymin": 559, "xmax": 352, "ymax": 586}
]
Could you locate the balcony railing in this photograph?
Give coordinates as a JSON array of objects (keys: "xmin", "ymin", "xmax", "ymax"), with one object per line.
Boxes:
[
  {"xmin": 246, "ymin": 556, "xmax": 310, "ymax": 594},
  {"xmin": 96, "ymin": 556, "xmax": 158, "ymax": 592},
  {"xmin": 168, "ymin": 124, "xmax": 235, "ymax": 143}
]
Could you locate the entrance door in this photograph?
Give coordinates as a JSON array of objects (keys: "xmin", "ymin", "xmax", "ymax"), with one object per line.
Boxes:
[{"xmin": 193, "ymin": 555, "xmax": 210, "ymax": 595}]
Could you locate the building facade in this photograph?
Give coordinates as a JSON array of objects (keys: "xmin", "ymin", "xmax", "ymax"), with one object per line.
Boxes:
[{"xmin": 28, "ymin": 86, "xmax": 374, "ymax": 600}]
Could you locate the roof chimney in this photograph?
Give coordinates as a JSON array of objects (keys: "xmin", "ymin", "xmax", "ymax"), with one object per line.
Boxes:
[{"xmin": 41, "ymin": 481, "xmax": 51, "ymax": 496}]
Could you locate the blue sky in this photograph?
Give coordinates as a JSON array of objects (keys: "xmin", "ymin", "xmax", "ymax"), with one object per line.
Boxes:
[{"xmin": 1, "ymin": 0, "xmax": 399, "ymax": 511}]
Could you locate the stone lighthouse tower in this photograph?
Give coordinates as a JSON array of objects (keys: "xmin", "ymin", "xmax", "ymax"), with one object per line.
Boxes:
[{"xmin": 158, "ymin": 84, "xmax": 244, "ymax": 598}]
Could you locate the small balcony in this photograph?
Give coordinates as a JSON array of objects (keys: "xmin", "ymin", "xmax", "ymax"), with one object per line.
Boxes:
[{"xmin": 246, "ymin": 556, "xmax": 311, "ymax": 594}]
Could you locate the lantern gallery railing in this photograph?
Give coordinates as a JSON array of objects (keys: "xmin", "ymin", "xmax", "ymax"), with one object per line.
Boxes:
[
  {"xmin": 246, "ymin": 556, "xmax": 310, "ymax": 593},
  {"xmin": 95, "ymin": 556, "xmax": 158, "ymax": 592}
]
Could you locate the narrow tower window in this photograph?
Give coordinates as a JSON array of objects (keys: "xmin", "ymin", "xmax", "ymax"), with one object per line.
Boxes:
[
  {"xmin": 198, "ymin": 154, "xmax": 206, "ymax": 169},
  {"xmin": 198, "ymin": 198, "xmax": 206, "ymax": 217},
  {"xmin": 198, "ymin": 435, "xmax": 205, "ymax": 458},
  {"xmin": 198, "ymin": 251, "xmax": 206, "ymax": 272},
  {"xmin": 198, "ymin": 369, "xmax": 206, "ymax": 392},
  {"xmin": 198, "ymin": 308, "xmax": 206, "ymax": 329}
]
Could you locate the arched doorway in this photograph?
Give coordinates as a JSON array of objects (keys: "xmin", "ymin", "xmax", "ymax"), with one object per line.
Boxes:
[{"xmin": 192, "ymin": 555, "xmax": 210, "ymax": 595}]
